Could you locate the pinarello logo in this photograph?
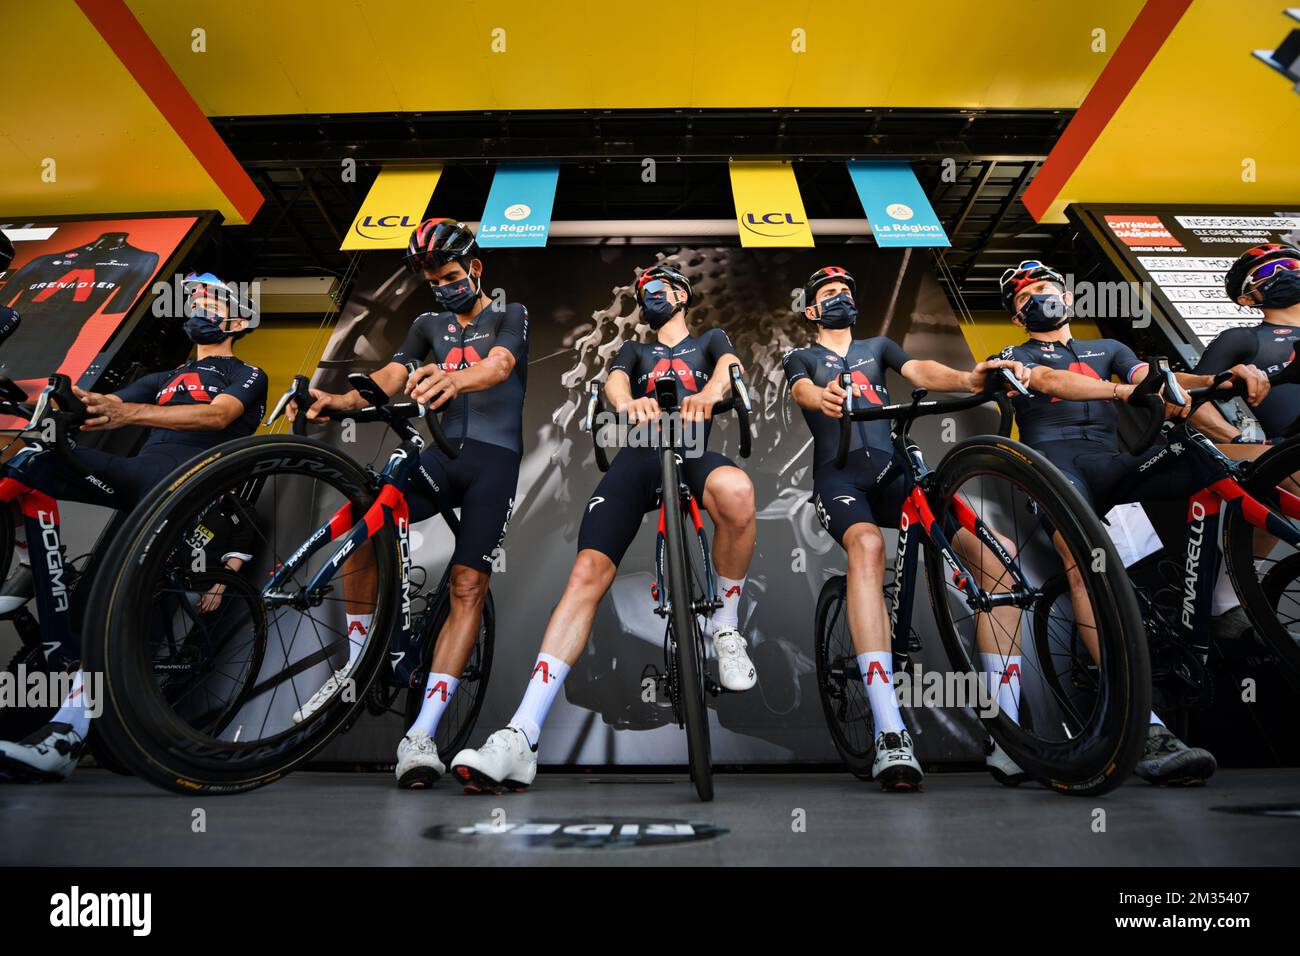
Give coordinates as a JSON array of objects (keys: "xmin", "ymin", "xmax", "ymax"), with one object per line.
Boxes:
[
  {"xmin": 886, "ymin": 203, "xmax": 914, "ymax": 221},
  {"xmin": 504, "ymin": 203, "xmax": 531, "ymax": 221}
]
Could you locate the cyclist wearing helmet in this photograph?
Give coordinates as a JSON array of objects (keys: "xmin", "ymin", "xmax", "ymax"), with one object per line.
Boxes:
[
  {"xmin": 449, "ymin": 263, "xmax": 758, "ymax": 793},
  {"xmin": 0, "ymin": 230, "xmax": 18, "ymax": 346},
  {"xmin": 997, "ymin": 259, "xmax": 1269, "ymax": 786},
  {"xmin": 1192, "ymin": 244, "xmax": 1300, "ymax": 441},
  {"xmin": 297, "ymin": 219, "xmax": 528, "ymax": 789},
  {"xmin": 783, "ymin": 266, "xmax": 1031, "ymax": 791},
  {"xmin": 0, "ymin": 271, "xmax": 266, "ymax": 782}
]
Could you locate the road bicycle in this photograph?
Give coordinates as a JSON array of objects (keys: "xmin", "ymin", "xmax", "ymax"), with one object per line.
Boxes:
[
  {"xmin": 1030, "ymin": 357, "xmax": 1300, "ymax": 732},
  {"xmin": 580, "ymin": 364, "xmax": 751, "ymax": 801},
  {"xmin": 81, "ymin": 368, "xmax": 493, "ymax": 794},
  {"xmin": 813, "ymin": 370, "xmax": 1150, "ymax": 796}
]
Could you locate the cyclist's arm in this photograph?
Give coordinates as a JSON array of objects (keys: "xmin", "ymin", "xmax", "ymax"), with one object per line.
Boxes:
[
  {"xmin": 81, "ymin": 391, "xmax": 246, "ymax": 432},
  {"xmin": 789, "ymin": 378, "xmax": 826, "ymax": 412},
  {"xmin": 1027, "ymin": 365, "xmax": 1132, "ymax": 402},
  {"xmin": 604, "ymin": 368, "xmax": 635, "ymax": 408},
  {"xmin": 784, "ymin": 350, "xmax": 841, "ymax": 415},
  {"xmin": 696, "ymin": 353, "xmax": 742, "ymax": 403},
  {"xmin": 446, "ymin": 345, "xmax": 516, "ymax": 395}
]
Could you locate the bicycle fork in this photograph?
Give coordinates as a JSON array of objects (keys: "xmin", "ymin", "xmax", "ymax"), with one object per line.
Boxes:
[{"xmin": 0, "ymin": 476, "xmax": 75, "ymax": 666}]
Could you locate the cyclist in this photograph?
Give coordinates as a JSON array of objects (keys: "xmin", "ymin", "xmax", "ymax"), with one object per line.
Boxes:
[
  {"xmin": 296, "ymin": 219, "xmax": 528, "ymax": 789},
  {"xmin": 1192, "ymin": 244, "xmax": 1300, "ymax": 442},
  {"xmin": 997, "ymin": 259, "xmax": 1270, "ymax": 786},
  {"xmin": 0, "ymin": 271, "xmax": 267, "ymax": 782},
  {"xmin": 449, "ymin": 263, "xmax": 758, "ymax": 793},
  {"xmin": 0, "ymin": 230, "xmax": 19, "ymax": 346},
  {"xmin": 782, "ymin": 266, "xmax": 1031, "ymax": 791}
]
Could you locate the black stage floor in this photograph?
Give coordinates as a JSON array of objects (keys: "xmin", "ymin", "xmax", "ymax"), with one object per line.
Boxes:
[{"xmin": 2, "ymin": 768, "xmax": 1298, "ymax": 866}]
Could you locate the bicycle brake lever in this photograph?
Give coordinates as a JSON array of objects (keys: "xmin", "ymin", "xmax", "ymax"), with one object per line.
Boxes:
[
  {"xmin": 582, "ymin": 380, "xmax": 601, "ymax": 433},
  {"xmin": 997, "ymin": 366, "xmax": 1030, "ymax": 397},
  {"xmin": 24, "ymin": 384, "xmax": 53, "ymax": 432}
]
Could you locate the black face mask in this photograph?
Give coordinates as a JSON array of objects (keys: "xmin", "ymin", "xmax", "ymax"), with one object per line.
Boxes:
[
  {"xmin": 183, "ymin": 316, "xmax": 231, "ymax": 345},
  {"xmin": 1019, "ymin": 292, "xmax": 1071, "ymax": 332},
  {"xmin": 1260, "ymin": 269, "xmax": 1300, "ymax": 309},
  {"xmin": 641, "ymin": 292, "xmax": 681, "ymax": 330},
  {"xmin": 430, "ymin": 273, "xmax": 480, "ymax": 314},
  {"xmin": 813, "ymin": 292, "xmax": 857, "ymax": 329}
]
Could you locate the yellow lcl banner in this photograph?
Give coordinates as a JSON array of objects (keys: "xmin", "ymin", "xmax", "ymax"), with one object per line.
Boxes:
[
  {"xmin": 341, "ymin": 165, "xmax": 443, "ymax": 250},
  {"xmin": 728, "ymin": 160, "xmax": 814, "ymax": 248}
]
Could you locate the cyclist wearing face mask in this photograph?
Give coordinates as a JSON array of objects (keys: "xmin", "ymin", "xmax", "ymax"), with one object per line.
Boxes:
[
  {"xmin": 784, "ymin": 266, "xmax": 1031, "ymax": 791},
  {"xmin": 996, "ymin": 259, "xmax": 1270, "ymax": 787},
  {"xmin": 449, "ymin": 263, "xmax": 758, "ymax": 794},
  {"xmin": 0, "ymin": 271, "xmax": 267, "ymax": 782},
  {"xmin": 1192, "ymin": 244, "xmax": 1300, "ymax": 441},
  {"xmin": 297, "ymin": 219, "xmax": 528, "ymax": 789}
]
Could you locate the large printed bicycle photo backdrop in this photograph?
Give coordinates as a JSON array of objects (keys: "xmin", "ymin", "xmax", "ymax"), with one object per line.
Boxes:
[{"xmin": 295, "ymin": 246, "xmax": 1036, "ymax": 767}]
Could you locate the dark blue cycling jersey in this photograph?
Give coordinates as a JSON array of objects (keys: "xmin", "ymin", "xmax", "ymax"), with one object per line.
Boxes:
[
  {"xmin": 114, "ymin": 355, "xmax": 268, "ymax": 451},
  {"xmin": 608, "ymin": 327, "xmax": 736, "ymax": 400},
  {"xmin": 782, "ymin": 337, "xmax": 913, "ymax": 470},
  {"xmin": 392, "ymin": 302, "xmax": 529, "ymax": 454},
  {"xmin": 1194, "ymin": 322, "xmax": 1300, "ymax": 439},
  {"xmin": 998, "ymin": 338, "xmax": 1148, "ymax": 448}
]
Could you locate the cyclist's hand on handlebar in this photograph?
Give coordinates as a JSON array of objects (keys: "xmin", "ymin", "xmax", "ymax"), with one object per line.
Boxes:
[
  {"xmin": 75, "ymin": 386, "xmax": 125, "ymax": 431},
  {"xmin": 968, "ymin": 359, "xmax": 1029, "ymax": 393},
  {"xmin": 1226, "ymin": 363, "xmax": 1270, "ymax": 407},
  {"xmin": 197, "ymin": 580, "xmax": 226, "ymax": 614},
  {"xmin": 406, "ymin": 364, "xmax": 459, "ymax": 409},
  {"xmin": 820, "ymin": 379, "xmax": 848, "ymax": 419},
  {"xmin": 680, "ymin": 390, "xmax": 717, "ymax": 423},
  {"xmin": 618, "ymin": 396, "xmax": 661, "ymax": 427},
  {"xmin": 298, "ymin": 388, "xmax": 357, "ymax": 423}
]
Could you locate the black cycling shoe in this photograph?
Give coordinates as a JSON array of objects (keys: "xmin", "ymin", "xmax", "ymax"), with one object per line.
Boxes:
[{"xmin": 1134, "ymin": 724, "xmax": 1217, "ymax": 787}]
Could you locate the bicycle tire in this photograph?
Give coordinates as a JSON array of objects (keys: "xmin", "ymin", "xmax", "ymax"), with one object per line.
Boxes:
[
  {"xmin": 661, "ymin": 452, "xmax": 713, "ymax": 802},
  {"xmin": 81, "ymin": 436, "xmax": 398, "ymax": 795},
  {"xmin": 924, "ymin": 437, "xmax": 1149, "ymax": 796},
  {"xmin": 813, "ymin": 574, "xmax": 875, "ymax": 780},
  {"xmin": 1222, "ymin": 438, "xmax": 1300, "ymax": 686},
  {"xmin": 402, "ymin": 586, "xmax": 495, "ymax": 761}
]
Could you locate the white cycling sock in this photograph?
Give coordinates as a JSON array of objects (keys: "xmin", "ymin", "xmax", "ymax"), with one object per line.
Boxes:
[
  {"xmin": 344, "ymin": 612, "xmax": 372, "ymax": 669},
  {"xmin": 509, "ymin": 653, "xmax": 570, "ymax": 748},
  {"xmin": 51, "ymin": 670, "xmax": 92, "ymax": 739},
  {"xmin": 980, "ymin": 653, "xmax": 1022, "ymax": 724},
  {"xmin": 857, "ymin": 651, "xmax": 905, "ymax": 735},
  {"xmin": 1210, "ymin": 562, "xmax": 1240, "ymax": 616},
  {"xmin": 711, "ymin": 575, "xmax": 745, "ymax": 630},
  {"xmin": 407, "ymin": 673, "xmax": 459, "ymax": 738}
]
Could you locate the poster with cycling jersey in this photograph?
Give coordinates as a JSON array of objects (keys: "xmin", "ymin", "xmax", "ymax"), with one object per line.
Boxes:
[
  {"xmin": 1070, "ymin": 203, "xmax": 1300, "ymax": 351},
  {"xmin": 306, "ymin": 246, "xmax": 1004, "ymax": 766},
  {"xmin": 0, "ymin": 215, "xmax": 200, "ymax": 420}
]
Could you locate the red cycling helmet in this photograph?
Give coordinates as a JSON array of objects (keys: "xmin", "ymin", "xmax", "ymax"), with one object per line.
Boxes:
[
  {"xmin": 999, "ymin": 259, "xmax": 1067, "ymax": 313},
  {"xmin": 804, "ymin": 266, "xmax": 856, "ymax": 305},
  {"xmin": 635, "ymin": 264, "xmax": 695, "ymax": 307},
  {"xmin": 1225, "ymin": 244, "xmax": 1300, "ymax": 301},
  {"xmin": 405, "ymin": 219, "xmax": 478, "ymax": 275}
]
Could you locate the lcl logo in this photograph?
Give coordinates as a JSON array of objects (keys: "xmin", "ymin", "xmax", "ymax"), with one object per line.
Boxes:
[
  {"xmin": 354, "ymin": 213, "xmax": 417, "ymax": 240},
  {"xmin": 741, "ymin": 211, "xmax": 805, "ymax": 238}
]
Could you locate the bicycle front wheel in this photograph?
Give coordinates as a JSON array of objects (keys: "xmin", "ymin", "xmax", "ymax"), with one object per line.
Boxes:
[
  {"xmin": 661, "ymin": 453, "xmax": 713, "ymax": 802},
  {"xmin": 82, "ymin": 436, "xmax": 399, "ymax": 795},
  {"xmin": 925, "ymin": 437, "xmax": 1149, "ymax": 796}
]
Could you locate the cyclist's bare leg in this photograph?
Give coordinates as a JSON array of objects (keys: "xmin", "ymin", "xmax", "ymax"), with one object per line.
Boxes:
[
  {"xmin": 534, "ymin": 548, "xmax": 617, "ymax": 665},
  {"xmin": 428, "ymin": 564, "xmax": 491, "ymax": 676},
  {"xmin": 1053, "ymin": 531, "xmax": 1100, "ymax": 664},
  {"xmin": 700, "ymin": 465, "xmax": 755, "ymax": 579},
  {"xmin": 951, "ymin": 527, "xmax": 1023, "ymax": 658},
  {"xmin": 842, "ymin": 522, "xmax": 891, "ymax": 655}
]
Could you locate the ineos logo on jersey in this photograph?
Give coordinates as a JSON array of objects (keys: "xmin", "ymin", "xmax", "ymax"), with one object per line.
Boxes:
[
  {"xmin": 833, "ymin": 495, "xmax": 856, "ymax": 505},
  {"xmin": 587, "ymin": 496, "xmax": 605, "ymax": 513},
  {"xmin": 424, "ymin": 817, "xmax": 727, "ymax": 850}
]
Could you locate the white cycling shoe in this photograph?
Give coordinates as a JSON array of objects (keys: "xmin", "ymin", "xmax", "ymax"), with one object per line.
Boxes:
[
  {"xmin": 292, "ymin": 665, "xmax": 353, "ymax": 724},
  {"xmin": 712, "ymin": 626, "xmax": 757, "ymax": 691},
  {"xmin": 451, "ymin": 725, "xmax": 537, "ymax": 794},
  {"xmin": 395, "ymin": 732, "xmax": 445, "ymax": 789},
  {"xmin": 986, "ymin": 738, "xmax": 1033, "ymax": 787},
  {"xmin": 0, "ymin": 722, "xmax": 83, "ymax": 783},
  {"xmin": 872, "ymin": 729, "xmax": 923, "ymax": 792}
]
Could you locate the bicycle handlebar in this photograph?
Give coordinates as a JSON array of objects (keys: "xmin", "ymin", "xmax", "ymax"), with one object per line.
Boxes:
[
  {"xmin": 264, "ymin": 363, "xmax": 458, "ymax": 458},
  {"xmin": 833, "ymin": 367, "xmax": 1026, "ymax": 470},
  {"xmin": 581, "ymin": 363, "xmax": 753, "ymax": 473}
]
